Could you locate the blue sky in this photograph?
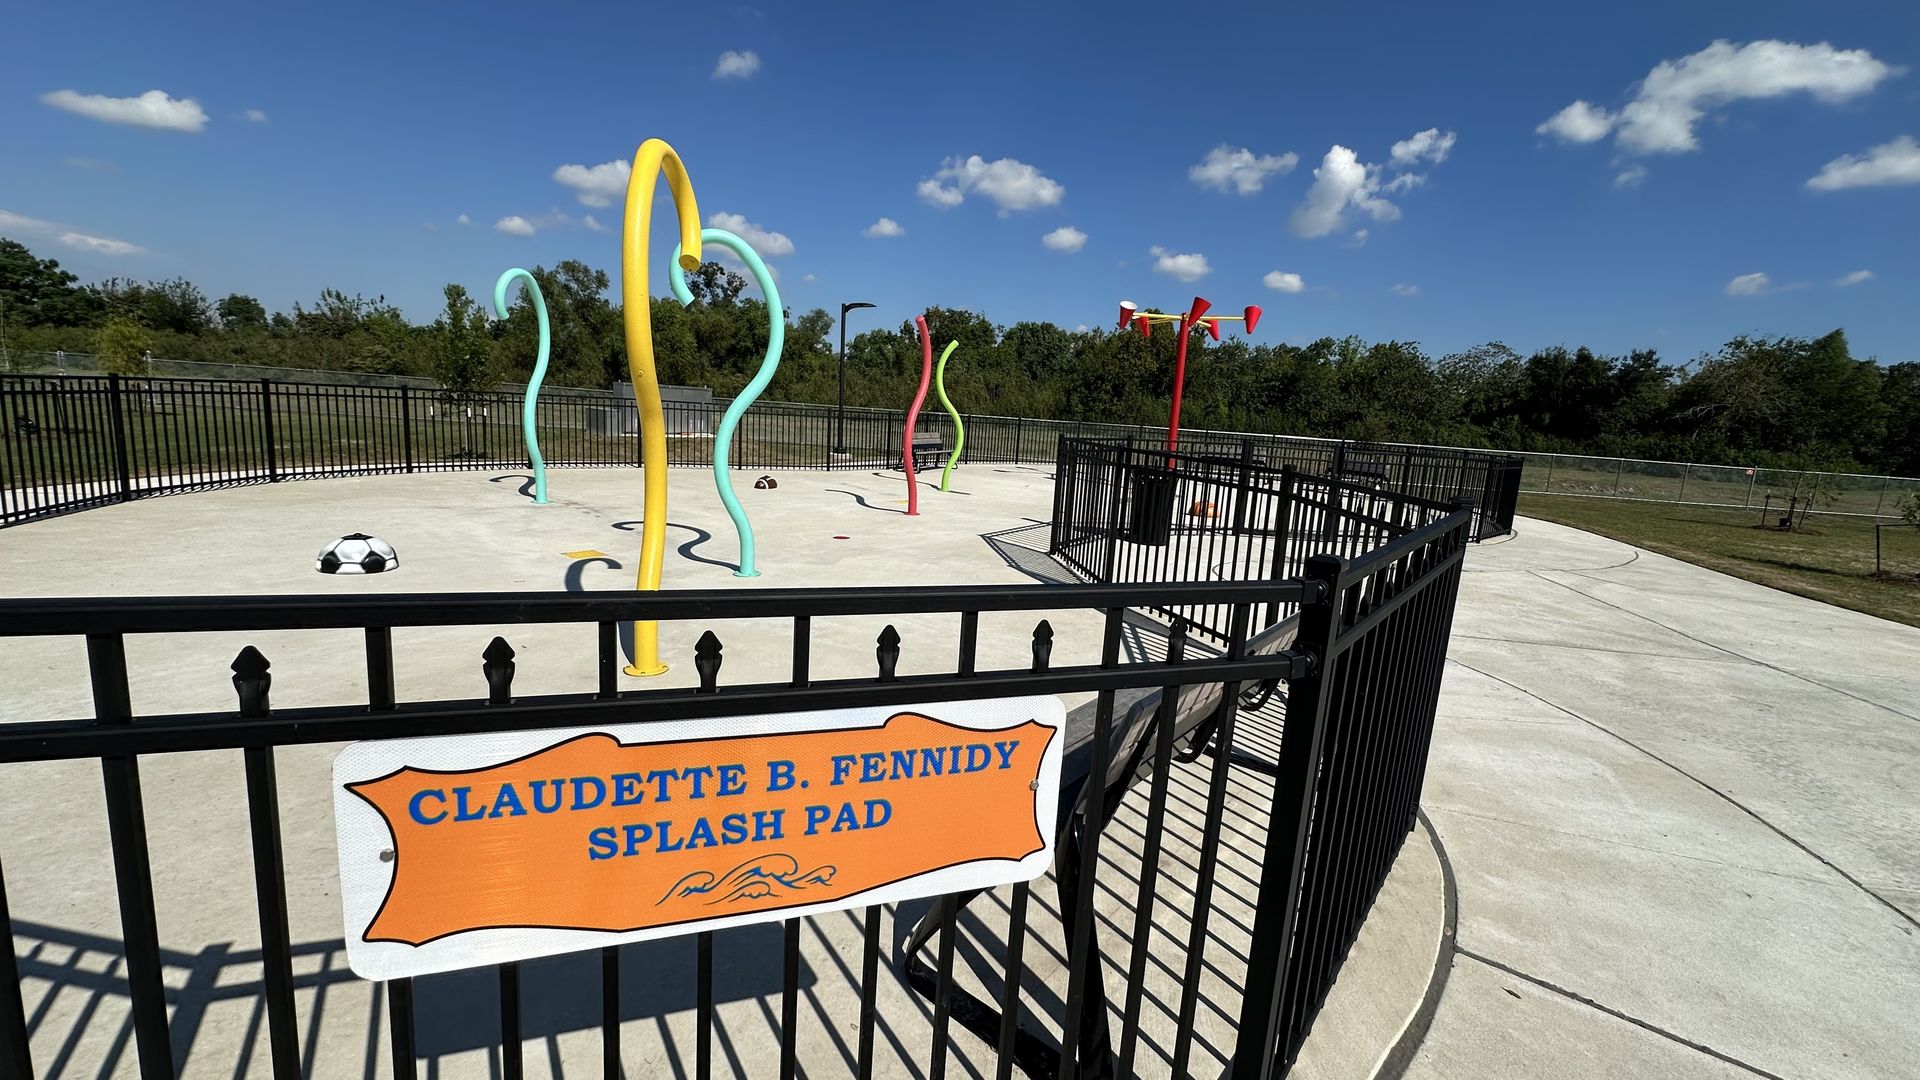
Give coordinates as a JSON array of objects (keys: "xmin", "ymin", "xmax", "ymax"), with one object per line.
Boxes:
[{"xmin": 2, "ymin": 0, "xmax": 1916, "ymax": 364}]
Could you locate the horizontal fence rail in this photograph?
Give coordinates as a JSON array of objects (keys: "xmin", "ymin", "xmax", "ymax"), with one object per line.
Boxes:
[
  {"xmin": 3, "ymin": 373, "xmax": 1526, "ymax": 533},
  {"xmin": 1048, "ymin": 438, "xmax": 1464, "ymax": 643}
]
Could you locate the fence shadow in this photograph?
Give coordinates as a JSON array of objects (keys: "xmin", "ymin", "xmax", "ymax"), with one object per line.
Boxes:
[
  {"xmin": 979, "ymin": 524, "xmax": 1075, "ymax": 585},
  {"xmin": 11, "ymin": 919, "xmax": 798, "ymax": 1079}
]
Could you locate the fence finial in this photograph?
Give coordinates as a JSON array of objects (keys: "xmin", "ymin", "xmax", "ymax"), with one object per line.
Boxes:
[
  {"xmin": 875, "ymin": 625, "xmax": 901, "ymax": 682},
  {"xmin": 482, "ymin": 637, "xmax": 516, "ymax": 704},
  {"xmin": 694, "ymin": 630, "xmax": 723, "ymax": 693},
  {"xmin": 231, "ymin": 646, "xmax": 271, "ymax": 716},
  {"xmin": 1031, "ymin": 620, "xmax": 1054, "ymax": 673}
]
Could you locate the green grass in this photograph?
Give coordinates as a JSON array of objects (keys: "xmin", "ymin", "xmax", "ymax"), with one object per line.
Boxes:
[{"xmin": 1518, "ymin": 493, "xmax": 1920, "ymax": 628}]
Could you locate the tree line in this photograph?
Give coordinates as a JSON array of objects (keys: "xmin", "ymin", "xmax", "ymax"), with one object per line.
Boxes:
[{"xmin": 4, "ymin": 237, "xmax": 1915, "ymax": 476}]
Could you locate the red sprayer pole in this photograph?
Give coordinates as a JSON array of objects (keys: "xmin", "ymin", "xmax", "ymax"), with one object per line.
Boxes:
[
  {"xmin": 1167, "ymin": 314, "xmax": 1191, "ymax": 452},
  {"xmin": 903, "ymin": 315, "xmax": 935, "ymax": 516}
]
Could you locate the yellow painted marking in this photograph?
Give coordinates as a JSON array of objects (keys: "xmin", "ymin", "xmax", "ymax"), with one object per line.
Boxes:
[{"xmin": 564, "ymin": 549, "xmax": 609, "ymax": 560}]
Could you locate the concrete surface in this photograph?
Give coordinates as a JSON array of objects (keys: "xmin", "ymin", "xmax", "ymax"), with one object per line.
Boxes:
[
  {"xmin": 1407, "ymin": 516, "xmax": 1920, "ymax": 1080},
  {"xmin": 0, "ymin": 467, "xmax": 1439, "ymax": 1079},
  {"xmin": 5, "ymin": 473, "xmax": 1914, "ymax": 1080}
]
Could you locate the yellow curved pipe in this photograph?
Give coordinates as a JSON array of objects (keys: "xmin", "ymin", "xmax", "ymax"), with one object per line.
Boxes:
[{"xmin": 620, "ymin": 138, "xmax": 702, "ymax": 676}]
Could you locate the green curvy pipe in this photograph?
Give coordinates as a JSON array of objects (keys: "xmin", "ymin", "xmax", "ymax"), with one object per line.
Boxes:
[
  {"xmin": 670, "ymin": 228, "xmax": 782, "ymax": 577},
  {"xmin": 492, "ymin": 268, "xmax": 550, "ymax": 504},
  {"xmin": 934, "ymin": 341, "xmax": 964, "ymax": 491}
]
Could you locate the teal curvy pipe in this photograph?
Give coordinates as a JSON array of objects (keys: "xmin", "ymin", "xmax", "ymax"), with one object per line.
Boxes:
[
  {"xmin": 492, "ymin": 268, "xmax": 551, "ymax": 504},
  {"xmin": 933, "ymin": 341, "xmax": 964, "ymax": 491},
  {"xmin": 670, "ymin": 228, "xmax": 782, "ymax": 577}
]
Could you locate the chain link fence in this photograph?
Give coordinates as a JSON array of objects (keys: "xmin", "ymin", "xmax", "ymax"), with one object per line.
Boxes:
[{"xmin": 1514, "ymin": 451, "xmax": 1920, "ymax": 520}]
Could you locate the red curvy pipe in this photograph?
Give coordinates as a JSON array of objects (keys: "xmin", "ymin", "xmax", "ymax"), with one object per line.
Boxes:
[{"xmin": 903, "ymin": 315, "xmax": 935, "ymax": 516}]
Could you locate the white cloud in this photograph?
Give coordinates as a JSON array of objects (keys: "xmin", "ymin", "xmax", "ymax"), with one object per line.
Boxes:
[
  {"xmin": 243, "ymin": 108, "xmax": 268, "ymax": 123},
  {"xmin": 1806, "ymin": 134, "xmax": 1920, "ymax": 191},
  {"xmin": 1348, "ymin": 228, "xmax": 1369, "ymax": 247},
  {"xmin": 802, "ymin": 273, "xmax": 817, "ymax": 283},
  {"xmin": 1391, "ymin": 283, "xmax": 1420, "ymax": 297},
  {"xmin": 713, "ymin": 50, "xmax": 761, "ymax": 79},
  {"xmin": 1833, "ymin": 269, "xmax": 1874, "ymax": 287},
  {"xmin": 1041, "ymin": 225, "xmax": 1087, "ymax": 252},
  {"xmin": 1263, "ymin": 271, "xmax": 1305, "ymax": 293},
  {"xmin": 1290, "ymin": 145, "xmax": 1400, "ymax": 238},
  {"xmin": 1614, "ymin": 165, "xmax": 1649, "ymax": 188},
  {"xmin": 863, "ymin": 217, "xmax": 904, "ymax": 238},
  {"xmin": 708, "ymin": 211, "xmax": 794, "ymax": 257},
  {"xmin": 1725, "ymin": 272, "xmax": 1771, "ymax": 296},
  {"xmin": 456, "ymin": 213, "xmax": 471, "ymax": 225},
  {"xmin": 0, "ymin": 208, "xmax": 146, "ymax": 256},
  {"xmin": 1390, "ymin": 128, "xmax": 1456, "ymax": 167},
  {"xmin": 41, "ymin": 88, "xmax": 208, "ymax": 132},
  {"xmin": 495, "ymin": 215, "xmax": 536, "ymax": 237},
  {"xmin": 1291, "ymin": 130, "xmax": 1451, "ymax": 238},
  {"xmin": 583, "ymin": 214, "xmax": 607, "ymax": 233},
  {"xmin": 1541, "ymin": 40, "xmax": 1901, "ymax": 156},
  {"xmin": 0, "ymin": 210, "xmax": 53, "ymax": 232},
  {"xmin": 916, "ymin": 155, "xmax": 1063, "ymax": 214},
  {"xmin": 553, "ymin": 160, "xmax": 629, "ymax": 207},
  {"xmin": 1536, "ymin": 100, "xmax": 1616, "ymax": 143},
  {"xmin": 59, "ymin": 232, "xmax": 145, "ymax": 256},
  {"xmin": 1149, "ymin": 245, "xmax": 1210, "ymax": 282},
  {"xmin": 916, "ymin": 178, "xmax": 964, "ymax": 208},
  {"xmin": 1188, "ymin": 145, "xmax": 1298, "ymax": 194}
]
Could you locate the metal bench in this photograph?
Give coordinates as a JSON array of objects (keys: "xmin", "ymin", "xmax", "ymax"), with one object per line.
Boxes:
[{"xmin": 896, "ymin": 438, "xmax": 946, "ymax": 472}]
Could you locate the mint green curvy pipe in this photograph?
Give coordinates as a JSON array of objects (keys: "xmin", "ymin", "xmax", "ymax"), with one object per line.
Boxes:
[
  {"xmin": 492, "ymin": 268, "xmax": 550, "ymax": 504},
  {"xmin": 933, "ymin": 341, "xmax": 964, "ymax": 492},
  {"xmin": 670, "ymin": 228, "xmax": 782, "ymax": 577}
]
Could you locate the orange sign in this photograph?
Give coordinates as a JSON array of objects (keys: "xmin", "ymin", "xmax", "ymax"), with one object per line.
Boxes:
[{"xmin": 333, "ymin": 698, "xmax": 1064, "ymax": 979}]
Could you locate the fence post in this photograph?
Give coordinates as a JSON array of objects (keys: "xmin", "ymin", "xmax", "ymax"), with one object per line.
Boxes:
[
  {"xmin": 1232, "ymin": 554, "xmax": 1343, "ymax": 1080},
  {"xmin": 1543, "ymin": 454, "xmax": 1554, "ymax": 492},
  {"xmin": 1745, "ymin": 468, "xmax": 1757, "ymax": 508},
  {"xmin": 1102, "ymin": 448, "xmax": 1129, "ymax": 582},
  {"xmin": 1676, "ymin": 463, "xmax": 1689, "ymax": 504},
  {"xmin": 1265, "ymin": 466, "xmax": 1297, "ymax": 627},
  {"xmin": 1874, "ymin": 475, "xmax": 1889, "ymax": 518},
  {"xmin": 1014, "ymin": 415, "xmax": 1024, "ymax": 463},
  {"xmin": 106, "ymin": 373, "xmax": 133, "ymax": 502},
  {"xmin": 398, "ymin": 385, "xmax": 415, "ymax": 473},
  {"xmin": 1612, "ymin": 456, "xmax": 1625, "ymax": 495},
  {"xmin": 1232, "ymin": 438, "xmax": 1255, "ymax": 535},
  {"xmin": 258, "ymin": 379, "xmax": 279, "ymax": 483}
]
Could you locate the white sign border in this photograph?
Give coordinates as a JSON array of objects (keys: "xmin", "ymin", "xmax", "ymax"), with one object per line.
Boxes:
[{"xmin": 333, "ymin": 694, "xmax": 1065, "ymax": 981}]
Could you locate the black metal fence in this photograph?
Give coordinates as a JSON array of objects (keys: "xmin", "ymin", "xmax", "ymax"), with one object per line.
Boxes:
[
  {"xmin": 4, "ymin": 373, "xmax": 1523, "ymax": 535},
  {"xmin": 1049, "ymin": 438, "xmax": 1465, "ymax": 643},
  {"xmin": 0, "ymin": 405, "xmax": 1478, "ymax": 1078}
]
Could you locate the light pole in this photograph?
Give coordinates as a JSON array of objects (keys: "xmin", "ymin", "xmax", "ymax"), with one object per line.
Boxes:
[{"xmin": 835, "ymin": 300, "xmax": 875, "ymax": 456}]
